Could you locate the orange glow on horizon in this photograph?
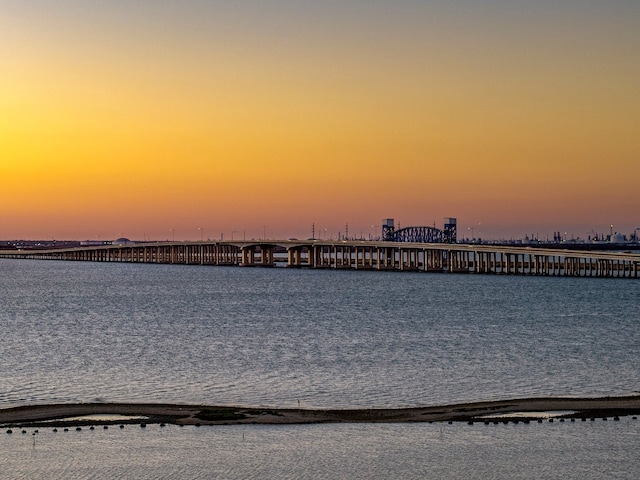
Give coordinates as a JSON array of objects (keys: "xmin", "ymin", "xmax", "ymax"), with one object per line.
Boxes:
[{"xmin": 1, "ymin": 2, "xmax": 639, "ymax": 241}]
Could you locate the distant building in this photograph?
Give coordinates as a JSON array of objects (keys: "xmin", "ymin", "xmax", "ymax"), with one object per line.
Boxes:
[{"xmin": 80, "ymin": 240, "xmax": 113, "ymax": 246}]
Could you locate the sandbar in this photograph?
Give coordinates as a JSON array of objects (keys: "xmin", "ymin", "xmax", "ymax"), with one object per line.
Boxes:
[{"xmin": 2, "ymin": 396, "xmax": 639, "ymax": 428}]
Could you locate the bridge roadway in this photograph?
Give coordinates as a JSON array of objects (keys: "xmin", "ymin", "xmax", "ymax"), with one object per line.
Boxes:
[{"xmin": 2, "ymin": 239, "xmax": 639, "ymax": 278}]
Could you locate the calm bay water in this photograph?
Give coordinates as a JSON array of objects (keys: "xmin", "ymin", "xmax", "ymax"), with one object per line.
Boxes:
[
  {"xmin": 1, "ymin": 258, "xmax": 639, "ymax": 478},
  {"xmin": 3, "ymin": 420, "xmax": 639, "ymax": 480}
]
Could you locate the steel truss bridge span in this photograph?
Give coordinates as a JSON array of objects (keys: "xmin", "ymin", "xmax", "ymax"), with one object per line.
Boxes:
[
  {"xmin": 384, "ymin": 226, "xmax": 447, "ymax": 243},
  {"xmin": 381, "ymin": 217, "xmax": 457, "ymax": 243}
]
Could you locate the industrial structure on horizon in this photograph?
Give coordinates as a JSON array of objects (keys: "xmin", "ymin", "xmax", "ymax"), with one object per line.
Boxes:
[{"xmin": 2, "ymin": 221, "xmax": 640, "ymax": 251}]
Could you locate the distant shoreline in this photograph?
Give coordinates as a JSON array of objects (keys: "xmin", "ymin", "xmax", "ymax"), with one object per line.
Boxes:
[{"xmin": 2, "ymin": 396, "xmax": 640, "ymax": 428}]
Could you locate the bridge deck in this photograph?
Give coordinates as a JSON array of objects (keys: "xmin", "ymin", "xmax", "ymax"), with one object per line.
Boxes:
[{"xmin": 1, "ymin": 240, "xmax": 638, "ymax": 278}]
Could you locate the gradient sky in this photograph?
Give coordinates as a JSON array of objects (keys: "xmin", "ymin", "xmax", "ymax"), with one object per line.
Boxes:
[{"xmin": 1, "ymin": 1, "xmax": 639, "ymax": 241}]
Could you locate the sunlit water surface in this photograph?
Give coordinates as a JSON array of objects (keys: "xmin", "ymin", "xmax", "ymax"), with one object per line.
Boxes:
[
  {"xmin": 1, "ymin": 259, "xmax": 639, "ymax": 478},
  {"xmin": 2, "ymin": 420, "xmax": 639, "ymax": 480}
]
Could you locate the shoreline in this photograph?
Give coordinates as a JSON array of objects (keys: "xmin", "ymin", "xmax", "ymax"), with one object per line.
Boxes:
[{"xmin": 2, "ymin": 395, "xmax": 640, "ymax": 428}]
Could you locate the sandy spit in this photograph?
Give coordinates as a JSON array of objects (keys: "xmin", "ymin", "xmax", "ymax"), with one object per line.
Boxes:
[{"xmin": 2, "ymin": 396, "xmax": 640, "ymax": 427}]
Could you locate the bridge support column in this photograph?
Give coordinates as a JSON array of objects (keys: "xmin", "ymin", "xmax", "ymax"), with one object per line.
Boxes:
[
  {"xmin": 260, "ymin": 246, "xmax": 275, "ymax": 266},
  {"xmin": 241, "ymin": 246, "xmax": 254, "ymax": 266},
  {"xmin": 293, "ymin": 247, "xmax": 304, "ymax": 267}
]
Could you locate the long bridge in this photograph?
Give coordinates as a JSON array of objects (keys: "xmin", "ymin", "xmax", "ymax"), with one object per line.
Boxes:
[{"xmin": 1, "ymin": 239, "xmax": 639, "ymax": 279}]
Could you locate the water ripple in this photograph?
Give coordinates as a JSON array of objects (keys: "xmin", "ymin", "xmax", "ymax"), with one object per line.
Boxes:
[{"xmin": 1, "ymin": 260, "xmax": 639, "ymax": 410}]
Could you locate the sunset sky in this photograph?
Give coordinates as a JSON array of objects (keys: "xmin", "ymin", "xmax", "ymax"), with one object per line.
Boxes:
[{"xmin": 1, "ymin": 1, "xmax": 639, "ymax": 241}]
